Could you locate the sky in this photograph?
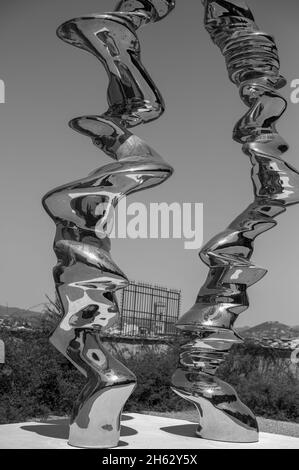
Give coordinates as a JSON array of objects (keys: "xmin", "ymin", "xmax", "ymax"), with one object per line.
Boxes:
[{"xmin": 1, "ymin": 0, "xmax": 299, "ymax": 326}]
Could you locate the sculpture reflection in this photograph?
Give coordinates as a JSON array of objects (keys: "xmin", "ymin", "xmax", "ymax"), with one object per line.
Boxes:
[
  {"xmin": 172, "ymin": 0, "xmax": 299, "ymax": 443},
  {"xmin": 43, "ymin": 0, "xmax": 175, "ymax": 448}
]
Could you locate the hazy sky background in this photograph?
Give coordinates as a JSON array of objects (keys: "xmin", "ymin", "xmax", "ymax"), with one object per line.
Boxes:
[{"xmin": 1, "ymin": 0, "xmax": 299, "ymax": 326}]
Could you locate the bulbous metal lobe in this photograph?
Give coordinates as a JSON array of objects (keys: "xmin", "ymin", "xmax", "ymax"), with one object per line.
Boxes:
[
  {"xmin": 196, "ymin": 286, "xmax": 249, "ymax": 315},
  {"xmin": 171, "ymin": 369, "xmax": 258, "ymax": 443},
  {"xmin": 203, "ymin": 1, "xmax": 281, "ymax": 86},
  {"xmin": 114, "ymin": 0, "xmax": 176, "ymax": 26},
  {"xmin": 49, "ymin": 291, "xmax": 136, "ymax": 449},
  {"xmin": 42, "ymin": 154, "xmax": 172, "ymax": 233},
  {"xmin": 239, "ymin": 76, "xmax": 287, "ymax": 106},
  {"xmin": 203, "ymin": 0, "xmax": 257, "ymax": 48},
  {"xmin": 67, "ymin": 296, "xmax": 120, "ymax": 330},
  {"xmin": 203, "ymin": 0, "xmax": 255, "ymax": 22},
  {"xmin": 250, "ymin": 154, "xmax": 299, "ymax": 205},
  {"xmin": 242, "ymin": 137, "xmax": 299, "ymax": 207},
  {"xmin": 53, "ymin": 242, "xmax": 128, "ymax": 289},
  {"xmin": 243, "ymin": 134, "xmax": 289, "ymax": 160},
  {"xmin": 172, "ymin": 328, "xmax": 255, "ymax": 440},
  {"xmin": 69, "ymin": 115, "xmax": 173, "ymax": 171},
  {"xmin": 57, "ymin": 15, "xmax": 164, "ymax": 126},
  {"xmin": 199, "ymin": 224, "xmax": 265, "ymax": 270},
  {"xmin": 233, "ymin": 91, "xmax": 287, "ymax": 144},
  {"xmin": 69, "ymin": 116, "xmax": 132, "ymax": 159},
  {"xmin": 67, "ymin": 330, "xmax": 136, "ymax": 448},
  {"xmin": 69, "ymin": 382, "xmax": 136, "ymax": 448},
  {"xmin": 51, "ymin": 245, "xmax": 129, "ymax": 336},
  {"xmin": 49, "ymin": 288, "xmax": 122, "ymax": 377},
  {"xmin": 178, "ymin": 329, "xmax": 243, "ymax": 353},
  {"xmin": 176, "ymin": 302, "xmax": 238, "ymax": 331},
  {"xmin": 198, "ymin": 255, "xmax": 267, "ymax": 289}
]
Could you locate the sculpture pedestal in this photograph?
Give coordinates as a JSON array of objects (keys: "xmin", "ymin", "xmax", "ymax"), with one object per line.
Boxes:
[{"xmin": 0, "ymin": 413, "xmax": 298, "ymax": 449}]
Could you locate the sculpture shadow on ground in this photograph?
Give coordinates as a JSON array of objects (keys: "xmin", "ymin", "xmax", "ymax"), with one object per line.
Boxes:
[
  {"xmin": 160, "ymin": 424, "xmax": 198, "ymax": 439},
  {"xmin": 20, "ymin": 414, "xmax": 137, "ymax": 447}
]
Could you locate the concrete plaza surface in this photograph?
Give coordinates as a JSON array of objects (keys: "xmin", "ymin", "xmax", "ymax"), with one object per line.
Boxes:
[{"xmin": 0, "ymin": 413, "xmax": 298, "ymax": 449}]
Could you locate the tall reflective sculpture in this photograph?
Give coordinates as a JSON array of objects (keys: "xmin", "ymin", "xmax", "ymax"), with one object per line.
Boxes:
[
  {"xmin": 42, "ymin": 0, "xmax": 175, "ymax": 448},
  {"xmin": 172, "ymin": 0, "xmax": 299, "ymax": 443}
]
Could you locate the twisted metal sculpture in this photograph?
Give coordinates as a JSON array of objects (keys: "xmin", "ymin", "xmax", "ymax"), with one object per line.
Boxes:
[
  {"xmin": 42, "ymin": 0, "xmax": 175, "ymax": 448},
  {"xmin": 172, "ymin": 0, "xmax": 299, "ymax": 443}
]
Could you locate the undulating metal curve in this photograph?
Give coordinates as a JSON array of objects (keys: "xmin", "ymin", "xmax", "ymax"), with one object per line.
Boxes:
[
  {"xmin": 172, "ymin": 0, "xmax": 299, "ymax": 443},
  {"xmin": 42, "ymin": 0, "xmax": 175, "ymax": 448}
]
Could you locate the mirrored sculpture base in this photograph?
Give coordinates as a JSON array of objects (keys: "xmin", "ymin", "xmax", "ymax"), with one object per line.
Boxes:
[
  {"xmin": 172, "ymin": 374, "xmax": 258, "ymax": 443},
  {"xmin": 171, "ymin": 327, "xmax": 259, "ymax": 443},
  {"xmin": 69, "ymin": 384, "xmax": 135, "ymax": 448}
]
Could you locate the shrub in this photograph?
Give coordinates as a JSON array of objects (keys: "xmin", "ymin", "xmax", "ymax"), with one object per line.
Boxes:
[
  {"xmin": 0, "ymin": 329, "xmax": 298, "ymax": 423},
  {"xmin": 218, "ymin": 343, "xmax": 299, "ymax": 422},
  {"xmin": 118, "ymin": 345, "xmax": 187, "ymax": 412}
]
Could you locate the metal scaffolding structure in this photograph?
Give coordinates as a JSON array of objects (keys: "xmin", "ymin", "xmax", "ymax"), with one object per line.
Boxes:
[{"xmin": 113, "ymin": 281, "xmax": 181, "ymax": 339}]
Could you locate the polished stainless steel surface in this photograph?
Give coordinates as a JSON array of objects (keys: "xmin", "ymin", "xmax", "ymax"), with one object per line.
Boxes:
[
  {"xmin": 42, "ymin": 0, "xmax": 175, "ymax": 448},
  {"xmin": 172, "ymin": 0, "xmax": 299, "ymax": 443}
]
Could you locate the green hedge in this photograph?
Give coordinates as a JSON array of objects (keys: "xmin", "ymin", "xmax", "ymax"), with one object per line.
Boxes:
[{"xmin": 0, "ymin": 329, "xmax": 298, "ymax": 424}]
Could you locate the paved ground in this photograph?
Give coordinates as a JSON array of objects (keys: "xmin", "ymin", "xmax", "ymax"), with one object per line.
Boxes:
[
  {"xmin": 0, "ymin": 413, "xmax": 298, "ymax": 449},
  {"xmin": 142, "ymin": 410, "xmax": 299, "ymax": 438}
]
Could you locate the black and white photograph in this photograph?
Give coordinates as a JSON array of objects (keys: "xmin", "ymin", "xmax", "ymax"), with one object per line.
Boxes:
[{"xmin": 0, "ymin": 0, "xmax": 299, "ymax": 459}]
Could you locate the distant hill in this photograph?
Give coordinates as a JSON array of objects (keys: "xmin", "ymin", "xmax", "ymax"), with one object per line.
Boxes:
[
  {"xmin": 238, "ymin": 321, "xmax": 299, "ymax": 340},
  {"xmin": 235, "ymin": 326, "xmax": 250, "ymax": 334},
  {"xmin": 0, "ymin": 305, "xmax": 46, "ymax": 329},
  {"xmin": 0, "ymin": 305, "xmax": 299, "ymax": 345}
]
